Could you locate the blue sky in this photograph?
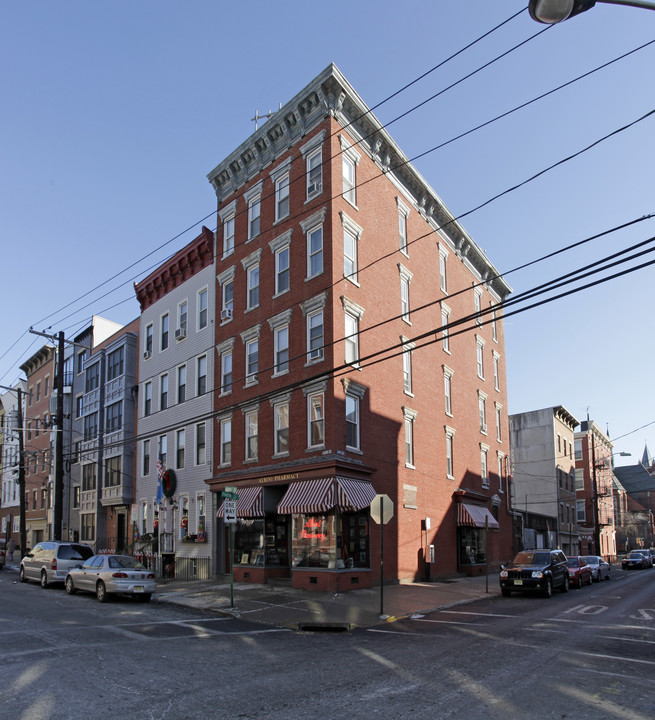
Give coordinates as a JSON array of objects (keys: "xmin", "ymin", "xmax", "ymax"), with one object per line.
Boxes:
[{"xmin": 2, "ymin": 1, "xmax": 654, "ymax": 464}]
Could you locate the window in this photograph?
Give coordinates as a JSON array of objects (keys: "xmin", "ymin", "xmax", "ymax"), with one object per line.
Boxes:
[
  {"xmin": 308, "ymin": 392, "xmax": 324, "ymax": 448},
  {"xmin": 476, "ymin": 337, "xmax": 485, "ymax": 379},
  {"xmin": 221, "ymin": 278, "xmax": 234, "ymax": 322},
  {"xmin": 144, "ymin": 324, "xmax": 153, "ymax": 356},
  {"xmin": 36, "ymin": 382, "xmax": 41, "ymax": 402},
  {"xmin": 403, "ymin": 408, "xmax": 417, "ymax": 467},
  {"xmin": 142, "ymin": 439, "xmax": 150, "ymax": 476},
  {"xmin": 341, "ymin": 212, "xmax": 362, "ymax": 284},
  {"xmin": 195, "ymin": 423, "xmax": 206, "ymax": 466},
  {"xmin": 158, "ymin": 435, "xmax": 167, "ymax": 469},
  {"xmin": 274, "ymin": 402, "xmax": 289, "ymax": 456},
  {"xmin": 245, "ymin": 338, "xmax": 258, "ymax": 385},
  {"xmin": 245, "ymin": 409, "xmax": 258, "ymax": 461},
  {"xmin": 177, "ymin": 365, "xmax": 186, "ymax": 404},
  {"xmin": 144, "ymin": 381, "xmax": 152, "ymax": 416},
  {"xmin": 479, "ymin": 392, "xmax": 487, "ymax": 433},
  {"xmin": 76, "ymin": 395, "xmax": 84, "ymax": 419},
  {"xmin": 85, "ymin": 363, "xmax": 99, "ymax": 393},
  {"xmin": 307, "ymin": 226, "xmax": 323, "ymax": 278},
  {"xmin": 220, "ymin": 417, "xmax": 231, "ymax": 466},
  {"xmin": 45, "ymin": 377, "xmax": 50, "ymax": 396},
  {"xmin": 197, "ymin": 493, "xmax": 206, "ymax": 538},
  {"xmin": 402, "ymin": 339, "xmax": 415, "ymax": 395},
  {"xmin": 439, "ymin": 246, "xmax": 448, "ymax": 293},
  {"xmin": 306, "ymin": 148, "xmax": 322, "ymax": 198},
  {"xmin": 275, "ymin": 245, "xmax": 290, "ymax": 295},
  {"xmin": 82, "ymin": 463, "xmax": 97, "ymax": 491},
  {"xmin": 441, "ymin": 304, "xmax": 450, "ymax": 352},
  {"xmin": 577, "ymin": 500, "xmax": 586, "ymax": 522},
  {"xmin": 177, "ymin": 301, "xmax": 188, "ymax": 338},
  {"xmin": 446, "ymin": 427, "xmax": 455, "ymax": 478},
  {"xmin": 106, "ymin": 402, "xmax": 122, "ymax": 433},
  {"xmin": 399, "ymin": 264, "xmax": 412, "ymax": 323},
  {"xmin": 77, "ymin": 350, "xmax": 86, "ymax": 375},
  {"xmin": 444, "ymin": 366, "xmax": 453, "ymax": 416},
  {"xmin": 198, "ymin": 288, "xmax": 208, "ymax": 330},
  {"xmin": 474, "ymin": 288, "xmax": 482, "ymax": 325},
  {"xmin": 247, "ymin": 264, "xmax": 259, "ymax": 310},
  {"xmin": 248, "ymin": 194, "xmax": 261, "ymax": 240},
  {"xmin": 344, "ymin": 312, "xmax": 359, "ymax": 365},
  {"xmin": 161, "ymin": 314, "xmax": 169, "ymax": 351},
  {"xmin": 274, "ymin": 325, "xmax": 289, "ymax": 375},
  {"xmin": 176, "ymin": 429, "xmax": 185, "ymax": 469},
  {"xmin": 397, "ymin": 197, "xmax": 410, "ymax": 255},
  {"xmin": 275, "ymin": 172, "xmax": 290, "ymax": 222},
  {"xmin": 340, "ymin": 134, "xmax": 361, "ymax": 206},
  {"xmin": 83, "ymin": 413, "xmax": 98, "ymax": 441},
  {"xmin": 81, "ymin": 514, "xmax": 95, "ymax": 542},
  {"xmin": 495, "ymin": 403, "xmax": 502, "ymax": 442},
  {"xmin": 481, "ymin": 446, "xmax": 489, "ymax": 487},
  {"xmin": 307, "ymin": 310, "xmax": 324, "ymax": 362},
  {"xmin": 160, "ymin": 374, "xmax": 168, "ymax": 411},
  {"xmin": 497, "ymin": 453, "xmax": 505, "ymax": 493},
  {"xmin": 105, "ymin": 457, "xmax": 121, "ymax": 488},
  {"xmin": 491, "ymin": 305, "xmax": 498, "ymax": 342},
  {"xmin": 221, "ymin": 350, "xmax": 233, "ymax": 394},
  {"xmin": 223, "ymin": 214, "xmax": 235, "ymax": 257},
  {"xmin": 493, "ymin": 352, "xmax": 500, "ymax": 391},
  {"xmin": 73, "ymin": 487, "xmax": 80, "ymax": 509},
  {"xmin": 197, "ymin": 355, "xmax": 207, "ymax": 396},
  {"xmin": 345, "ymin": 394, "xmax": 360, "ymax": 451}
]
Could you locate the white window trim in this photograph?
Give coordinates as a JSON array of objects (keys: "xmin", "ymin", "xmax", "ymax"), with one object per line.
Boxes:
[
  {"xmin": 438, "ymin": 243, "xmax": 448, "ymax": 293},
  {"xmin": 306, "ymin": 391, "xmax": 325, "ymax": 450},
  {"xmin": 339, "ymin": 134, "xmax": 361, "ymax": 208},
  {"xmin": 397, "ymin": 196, "xmax": 411, "ymax": 256},
  {"xmin": 479, "ymin": 390, "xmax": 488, "ymax": 434},
  {"xmin": 244, "ymin": 181, "xmax": 263, "ymax": 242},
  {"xmin": 403, "ymin": 407, "xmax": 418, "ymax": 469},
  {"xmin": 269, "ymin": 229, "xmax": 292, "ymax": 297},
  {"xmin": 443, "ymin": 364, "xmax": 454, "ymax": 417},
  {"xmin": 218, "ymin": 414, "xmax": 232, "ymax": 467},
  {"xmin": 217, "ymin": 265, "xmax": 236, "ymax": 324},
  {"xmin": 441, "ymin": 302, "xmax": 451, "ymax": 354},
  {"xmin": 197, "ymin": 287, "xmax": 209, "ymax": 332},
  {"xmin": 399, "ymin": 263, "xmax": 413, "ymax": 324},
  {"xmin": 300, "ymin": 207, "xmax": 327, "ymax": 280},
  {"xmin": 340, "ymin": 211, "xmax": 363, "ymax": 286},
  {"xmin": 219, "ymin": 199, "xmax": 237, "ymax": 259}
]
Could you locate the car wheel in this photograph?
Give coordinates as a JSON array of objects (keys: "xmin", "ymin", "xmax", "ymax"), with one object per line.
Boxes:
[
  {"xmin": 561, "ymin": 575, "xmax": 569, "ymax": 593},
  {"xmin": 40, "ymin": 571, "xmax": 49, "ymax": 589},
  {"xmin": 96, "ymin": 581, "xmax": 108, "ymax": 603},
  {"xmin": 586, "ymin": 573, "xmax": 592, "ymax": 586},
  {"xmin": 65, "ymin": 576, "xmax": 76, "ymax": 595},
  {"xmin": 19, "ymin": 566, "xmax": 26, "ymax": 583},
  {"xmin": 501, "ymin": 589, "xmax": 512, "ymax": 597},
  {"xmin": 543, "ymin": 578, "xmax": 553, "ymax": 598},
  {"xmin": 606, "ymin": 572, "xmax": 611, "ymax": 581}
]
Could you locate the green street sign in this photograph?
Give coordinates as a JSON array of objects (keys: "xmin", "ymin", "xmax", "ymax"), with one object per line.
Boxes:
[{"xmin": 221, "ymin": 490, "xmax": 239, "ymax": 500}]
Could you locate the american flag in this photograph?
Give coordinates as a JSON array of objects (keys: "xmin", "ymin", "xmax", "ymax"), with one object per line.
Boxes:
[{"xmin": 155, "ymin": 458, "xmax": 164, "ymax": 504}]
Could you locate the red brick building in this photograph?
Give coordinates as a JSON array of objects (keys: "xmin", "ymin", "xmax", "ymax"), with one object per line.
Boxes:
[{"xmin": 206, "ymin": 64, "xmax": 513, "ymax": 590}]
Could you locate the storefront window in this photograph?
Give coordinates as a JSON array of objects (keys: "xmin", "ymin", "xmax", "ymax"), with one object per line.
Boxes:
[
  {"xmin": 458, "ymin": 527, "xmax": 487, "ymax": 565},
  {"xmin": 234, "ymin": 518, "xmax": 289, "ymax": 567},
  {"xmin": 340, "ymin": 512, "xmax": 370, "ymax": 568},
  {"xmin": 290, "ymin": 511, "xmax": 370, "ymax": 569}
]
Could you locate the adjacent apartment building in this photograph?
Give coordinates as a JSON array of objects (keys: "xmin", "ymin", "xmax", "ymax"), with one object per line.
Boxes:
[
  {"xmin": 509, "ymin": 406, "xmax": 579, "ymax": 554},
  {"xmin": 205, "ymin": 64, "xmax": 513, "ymax": 590},
  {"xmin": 0, "ymin": 380, "xmax": 27, "ymax": 549}
]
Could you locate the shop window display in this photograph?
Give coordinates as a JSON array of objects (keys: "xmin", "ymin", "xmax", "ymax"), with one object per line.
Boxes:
[
  {"xmin": 235, "ymin": 518, "xmax": 288, "ymax": 567},
  {"xmin": 291, "ymin": 511, "xmax": 369, "ymax": 569},
  {"xmin": 458, "ymin": 527, "xmax": 487, "ymax": 565}
]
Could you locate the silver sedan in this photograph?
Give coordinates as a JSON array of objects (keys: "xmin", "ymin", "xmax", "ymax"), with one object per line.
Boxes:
[
  {"xmin": 65, "ymin": 554, "xmax": 156, "ymax": 602},
  {"xmin": 582, "ymin": 555, "xmax": 611, "ymax": 582}
]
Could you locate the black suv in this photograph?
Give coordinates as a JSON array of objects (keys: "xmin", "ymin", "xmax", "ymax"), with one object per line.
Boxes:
[{"xmin": 499, "ymin": 549, "xmax": 569, "ymax": 598}]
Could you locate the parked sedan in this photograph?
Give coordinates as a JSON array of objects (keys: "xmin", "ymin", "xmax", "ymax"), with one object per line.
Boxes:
[
  {"xmin": 567, "ymin": 556, "xmax": 593, "ymax": 588},
  {"xmin": 583, "ymin": 555, "xmax": 611, "ymax": 582},
  {"xmin": 632, "ymin": 549, "xmax": 653, "ymax": 568},
  {"xmin": 622, "ymin": 552, "xmax": 648, "ymax": 570},
  {"xmin": 65, "ymin": 554, "xmax": 156, "ymax": 602}
]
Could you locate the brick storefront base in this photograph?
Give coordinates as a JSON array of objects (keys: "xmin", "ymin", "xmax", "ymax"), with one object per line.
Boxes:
[{"xmin": 291, "ymin": 568, "xmax": 372, "ymax": 592}]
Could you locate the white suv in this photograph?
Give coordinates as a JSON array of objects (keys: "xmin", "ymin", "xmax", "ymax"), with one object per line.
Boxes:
[{"xmin": 20, "ymin": 541, "xmax": 94, "ymax": 587}]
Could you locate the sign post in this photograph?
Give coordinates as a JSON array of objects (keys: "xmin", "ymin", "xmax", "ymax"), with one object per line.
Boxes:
[
  {"xmin": 370, "ymin": 493, "xmax": 394, "ymax": 618},
  {"xmin": 222, "ymin": 487, "xmax": 238, "ymax": 607}
]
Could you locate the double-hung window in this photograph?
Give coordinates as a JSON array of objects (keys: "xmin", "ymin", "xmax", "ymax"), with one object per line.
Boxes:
[
  {"xmin": 177, "ymin": 365, "xmax": 186, "ymax": 404},
  {"xmin": 476, "ymin": 336, "xmax": 485, "ymax": 379},
  {"xmin": 198, "ymin": 288, "xmax": 208, "ymax": 330},
  {"xmin": 341, "ymin": 212, "xmax": 362, "ymax": 284},
  {"xmin": 441, "ymin": 304, "xmax": 450, "ymax": 353},
  {"xmin": 443, "ymin": 366, "xmax": 453, "ymax": 416},
  {"xmin": 219, "ymin": 417, "xmax": 231, "ymax": 466},
  {"xmin": 177, "ymin": 300, "xmax": 188, "ymax": 338},
  {"xmin": 219, "ymin": 199, "xmax": 237, "ymax": 258},
  {"xmin": 245, "ymin": 408, "xmax": 258, "ymax": 461},
  {"xmin": 340, "ymin": 135, "xmax": 360, "ymax": 207},
  {"xmin": 160, "ymin": 374, "xmax": 168, "ymax": 411},
  {"xmin": 241, "ymin": 248, "xmax": 261, "ymax": 311},
  {"xmin": 107, "ymin": 347, "xmax": 124, "ymax": 381},
  {"xmin": 144, "ymin": 381, "xmax": 152, "ymax": 417},
  {"xmin": 275, "ymin": 173, "xmax": 290, "ymax": 222},
  {"xmin": 345, "ymin": 394, "xmax": 360, "ymax": 451},
  {"xmin": 217, "ymin": 338, "xmax": 235, "ymax": 395},
  {"xmin": 241, "ymin": 325, "xmax": 260, "ymax": 386},
  {"xmin": 195, "ymin": 423, "xmax": 206, "ymax": 466},
  {"xmin": 481, "ymin": 445, "xmax": 489, "ymax": 487},
  {"xmin": 445, "ymin": 427, "xmax": 455, "ymax": 478},
  {"xmin": 399, "ymin": 264, "xmax": 412, "ymax": 323},
  {"xmin": 307, "ymin": 310, "xmax": 324, "ymax": 362},
  {"xmin": 301, "ymin": 208, "xmax": 326, "ymax": 279},
  {"xmin": 479, "ymin": 391, "xmax": 487, "ymax": 433},
  {"xmin": 397, "ymin": 197, "xmax": 410, "ymax": 255},
  {"xmin": 493, "ymin": 351, "xmax": 500, "ymax": 391},
  {"xmin": 301, "ymin": 131, "xmax": 325, "ymax": 200},
  {"xmin": 161, "ymin": 314, "xmax": 169, "ymax": 351},
  {"xmin": 142, "ymin": 439, "xmax": 150, "ymax": 476},
  {"xmin": 244, "ymin": 181, "xmax": 263, "ymax": 241},
  {"xmin": 197, "ymin": 355, "xmax": 207, "ymax": 396},
  {"xmin": 495, "ymin": 403, "xmax": 502, "ymax": 442},
  {"xmin": 273, "ymin": 400, "xmax": 289, "ymax": 456},
  {"xmin": 176, "ymin": 429, "xmax": 185, "ymax": 469},
  {"xmin": 144, "ymin": 324, "xmax": 153, "ymax": 357},
  {"xmin": 270, "ymin": 229, "xmax": 292, "ymax": 296},
  {"xmin": 403, "ymin": 407, "xmax": 417, "ymax": 468},
  {"xmin": 268, "ymin": 309, "xmax": 292, "ymax": 377},
  {"xmin": 85, "ymin": 363, "xmax": 99, "ymax": 393},
  {"xmin": 474, "ymin": 288, "xmax": 482, "ymax": 325},
  {"xmin": 106, "ymin": 402, "xmax": 122, "ymax": 433},
  {"xmin": 307, "ymin": 391, "xmax": 325, "ymax": 448},
  {"xmin": 158, "ymin": 435, "xmax": 167, "ymax": 469},
  {"xmin": 342, "ymin": 297, "xmax": 364, "ymax": 367},
  {"xmin": 439, "ymin": 246, "xmax": 448, "ymax": 293}
]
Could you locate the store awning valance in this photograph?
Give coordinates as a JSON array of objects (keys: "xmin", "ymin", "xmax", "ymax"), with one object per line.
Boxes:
[
  {"xmin": 457, "ymin": 502, "xmax": 499, "ymax": 530},
  {"xmin": 216, "ymin": 486, "xmax": 264, "ymax": 518},
  {"xmin": 277, "ymin": 477, "xmax": 376, "ymax": 515}
]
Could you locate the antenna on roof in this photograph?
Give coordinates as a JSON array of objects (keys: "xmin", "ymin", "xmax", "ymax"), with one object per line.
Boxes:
[{"xmin": 251, "ymin": 103, "xmax": 282, "ymax": 130}]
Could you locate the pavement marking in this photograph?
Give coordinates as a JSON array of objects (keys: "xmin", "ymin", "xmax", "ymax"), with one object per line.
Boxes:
[{"xmin": 440, "ymin": 610, "xmax": 518, "ymax": 618}]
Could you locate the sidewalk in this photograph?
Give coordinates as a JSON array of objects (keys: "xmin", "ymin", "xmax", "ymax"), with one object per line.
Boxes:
[{"xmin": 153, "ymin": 573, "xmax": 500, "ymax": 630}]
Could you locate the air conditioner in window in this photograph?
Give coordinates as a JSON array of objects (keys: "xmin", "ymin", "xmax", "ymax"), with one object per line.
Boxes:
[
  {"xmin": 307, "ymin": 181, "xmax": 321, "ymax": 196},
  {"xmin": 174, "ymin": 325, "xmax": 187, "ymax": 340},
  {"xmin": 221, "ymin": 308, "xmax": 233, "ymax": 322},
  {"xmin": 143, "ymin": 350, "xmax": 151, "ymax": 360}
]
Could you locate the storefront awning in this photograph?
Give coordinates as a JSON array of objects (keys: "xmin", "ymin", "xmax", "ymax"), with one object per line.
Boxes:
[
  {"xmin": 457, "ymin": 502, "xmax": 499, "ymax": 530},
  {"xmin": 216, "ymin": 486, "xmax": 264, "ymax": 518},
  {"xmin": 277, "ymin": 477, "xmax": 376, "ymax": 515}
]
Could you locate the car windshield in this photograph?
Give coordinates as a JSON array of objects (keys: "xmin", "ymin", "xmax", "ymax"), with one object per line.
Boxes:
[
  {"xmin": 567, "ymin": 558, "xmax": 579, "ymax": 567},
  {"xmin": 514, "ymin": 552, "xmax": 550, "ymax": 565},
  {"xmin": 629, "ymin": 553, "xmax": 642, "ymax": 559},
  {"xmin": 108, "ymin": 556, "xmax": 144, "ymax": 570},
  {"xmin": 583, "ymin": 556, "xmax": 598, "ymax": 564}
]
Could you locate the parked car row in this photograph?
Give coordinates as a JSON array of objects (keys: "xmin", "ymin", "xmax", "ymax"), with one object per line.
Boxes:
[
  {"xmin": 18, "ymin": 541, "xmax": 156, "ymax": 602},
  {"xmin": 499, "ymin": 549, "xmax": 618, "ymax": 597}
]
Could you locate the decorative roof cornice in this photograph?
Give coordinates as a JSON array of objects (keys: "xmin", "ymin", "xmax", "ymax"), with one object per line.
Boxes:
[
  {"xmin": 207, "ymin": 63, "xmax": 511, "ymax": 301},
  {"xmin": 134, "ymin": 226, "xmax": 215, "ymax": 311},
  {"xmin": 19, "ymin": 345, "xmax": 55, "ymax": 377}
]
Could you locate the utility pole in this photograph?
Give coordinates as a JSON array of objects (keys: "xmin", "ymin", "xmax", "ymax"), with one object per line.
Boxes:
[
  {"xmin": 53, "ymin": 331, "xmax": 65, "ymax": 541},
  {"xmin": 17, "ymin": 387, "xmax": 27, "ymax": 557},
  {"xmin": 590, "ymin": 429, "xmax": 601, "ymax": 557}
]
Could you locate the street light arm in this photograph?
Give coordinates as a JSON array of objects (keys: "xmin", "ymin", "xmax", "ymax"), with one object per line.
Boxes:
[{"xmin": 529, "ymin": 0, "xmax": 655, "ymax": 23}]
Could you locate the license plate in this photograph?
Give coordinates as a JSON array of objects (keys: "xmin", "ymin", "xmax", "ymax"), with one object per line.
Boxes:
[
  {"xmin": 514, "ymin": 579, "xmax": 523, "ymax": 586},
  {"xmin": 134, "ymin": 586, "xmax": 144, "ymax": 592}
]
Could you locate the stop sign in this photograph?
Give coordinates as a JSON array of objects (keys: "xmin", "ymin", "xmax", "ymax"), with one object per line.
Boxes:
[{"xmin": 370, "ymin": 494, "xmax": 393, "ymax": 525}]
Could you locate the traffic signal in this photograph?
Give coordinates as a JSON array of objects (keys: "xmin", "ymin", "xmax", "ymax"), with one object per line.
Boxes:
[{"xmin": 529, "ymin": 0, "xmax": 596, "ymax": 23}]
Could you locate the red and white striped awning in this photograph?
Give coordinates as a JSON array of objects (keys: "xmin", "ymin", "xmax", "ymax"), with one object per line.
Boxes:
[
  {"xmin": 277, "ymin": 477, "xmax": 376, "ymax": 515},
  {"xmin": 216, "ymin": 486, "xmax": 264, "ymax": 518},
  {"xmin": 457, "ymin": 502, "xmax": 499, "ymax": 530}
]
